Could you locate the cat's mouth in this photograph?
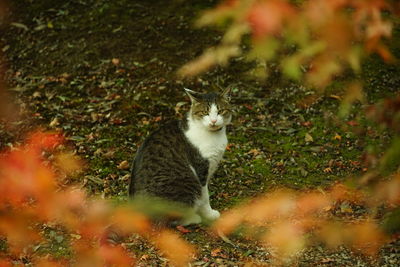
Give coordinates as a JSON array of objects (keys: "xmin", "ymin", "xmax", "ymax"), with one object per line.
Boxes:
[{"xmin": 208, "ymin": 125, "xmax": 223, "ymax": 131}]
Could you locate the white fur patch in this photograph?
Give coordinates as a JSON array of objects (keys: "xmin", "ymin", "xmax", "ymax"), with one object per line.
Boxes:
[
  {"xmin": 189, "ymin": 164, "xmax": 197, "ymax": 176},
  {"xmin": 184, "ymin": 116, "xmax": 227, "ymax": 180},
  {"xmin": 195, "ymin": 185, "xmax": 220, "ymax": 220}
]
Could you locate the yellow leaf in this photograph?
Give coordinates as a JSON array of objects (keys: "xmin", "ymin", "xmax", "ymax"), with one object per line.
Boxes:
[
  {"xmin": 305, "ymin": 133, "xmax": 314, "ymax": 142},
  {"xmin": 323, "ymin": 167, "xmax": 332, "ymax": 173},
  {"xmin": 332, "ymin": 134, "xmax": 341, "ymax": 141},
  {"xmin": 117, "ymin": 160, "xmax": 130, "ymax": 170}
]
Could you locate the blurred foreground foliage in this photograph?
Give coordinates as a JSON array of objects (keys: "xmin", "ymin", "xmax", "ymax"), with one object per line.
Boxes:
[
  {"xmin": 0, "ymin": 105, "xmax": 399, "ymax": 265},
  {"xmin": 178, "ymin": 1, "xmax": 400, "ymax": 262},
  {"xmin": 179, "ymin": 0, "xmax": 398, "ymax": 90},
  {"xmin": 0, "ymin": 132, "xmax": 195, "ymax": 266}
]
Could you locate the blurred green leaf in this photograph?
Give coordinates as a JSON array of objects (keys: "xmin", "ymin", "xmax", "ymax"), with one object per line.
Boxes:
[
  {"xmin": 282, "ymin": 55, "xmax": 302, "ymax": 80},
  {"xmin": 380, "ymin": 137, "xmax": 400, "ymax": 176},
  {"xmin": 248, "ymin": 37, "xmax": 279, "ymax": 61},
  {"xmin": 382, "ymin": 208, "xmax": 400, "ymax": 234},
  {"xmin": 348, "ymin": 45, "xmax": 362, "ymax": 72}
]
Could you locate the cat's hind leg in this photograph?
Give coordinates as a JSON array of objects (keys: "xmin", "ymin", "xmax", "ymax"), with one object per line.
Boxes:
[{"xmin": 180, "ymin": 208, "xmax": 202, "ymax": 226}]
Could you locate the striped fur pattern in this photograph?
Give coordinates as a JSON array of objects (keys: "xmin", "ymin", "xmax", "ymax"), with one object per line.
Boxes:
[{"xmin": 129, "ymin": 88, "xmax": 232, "ymax": 225}]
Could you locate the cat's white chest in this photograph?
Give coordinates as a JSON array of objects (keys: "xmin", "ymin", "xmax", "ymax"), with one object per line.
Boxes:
[{"xmin": 184, "ymin": 121, "xmax": 227, "ymax": 179}]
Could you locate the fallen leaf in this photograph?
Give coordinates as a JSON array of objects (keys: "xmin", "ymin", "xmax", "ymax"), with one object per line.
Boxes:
[
  {"xmin": 49, "ymin": 117, "xmax": 60, "ymax": 128},
  {"xmin": 153, "ymin": 116, "xmax": 162, "ymax": 122},
  {"xmin": 117, "ymin": 160, "xmax": 130, "ymax": 170},
  {"xmin": 321, "ymin": 258, "xmax": 334, "ymax": 263},
  {"xmin": 120, "ymin": 174, "xmax": 131, "ymax": 181},
  {"xmin": 11, "ymin": 22, "xmax": 29, "ymax": 31},
  {"xmin": 33, "ymin": 91, "xmax": 41, "ymax": 98},
  {"xmin": 332, "ymin": 134, "xmax": 342, "ymax": 141},
  {"xmin": 111, "ymin": 118, "xmax": 123, "ymax": 125},
  {"xmin": 103, "ymin": 149, "xmax": 115, "ymax": 159},
  {"xmin": 176, "ymin": 225, "xmax": 191, "ymax": 234},
  {"xmin": 247, "ymin": 148, "xmax": 261, "ymax": 156},
  {"xmin": 112, "ymin": 58, "xmax": 120, "ymax": 66},
  {"xmin": 55, "ymin": 152, "xmax": 82, "ymax": 174},
  {"xmin": 340, "ymin": 202, "xmax": 353, "ymax": 213},
  {"xmin": 347, "ymin": 120, "xmax": 359, "ymax": 126},
  {"xmin": 140, "ymin": 254, "xmax": 150, "ymax": 261},
  {"xmin": 305, "ymin": 133, "xmax": 314, "ymax": 142},
  {"xmin": 329, "ymin": 94, "xmax": 341, "ymax": 100},
  {"xmin": 211, "ymin": 248, "xmax": 222, "ymax": 257}
]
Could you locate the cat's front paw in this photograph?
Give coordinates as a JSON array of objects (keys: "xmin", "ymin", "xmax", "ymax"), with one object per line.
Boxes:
[{"xmin": 204, "ymin": 209, "xmax": 220, "ymax": 221}]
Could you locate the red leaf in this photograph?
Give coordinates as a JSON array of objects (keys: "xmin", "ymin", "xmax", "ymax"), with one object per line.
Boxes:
[
  {"xmin": 176, "ymin": 225, "xmax": 191, "ymax": 234},
  {"xmin": 247, "ymin": 0, "xmax": 295, "ymax": 39}
]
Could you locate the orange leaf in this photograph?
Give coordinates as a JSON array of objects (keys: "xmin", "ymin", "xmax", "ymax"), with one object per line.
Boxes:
[
  {"xmin": 112, "ymin": 208, "xmax": 150, "ymax": 235},
  {"xmin": 176, "ymin": 225, "xmax": 191, "ymax": 234},
  {"xmin": 296, "ymin": 192, "xmax": 331, "ymax": 215},
  {"xmin": 211, "ymin": 248, "xmax": 222, "ymax": 257},
  {"xmin": 247, "ymin": 0, "xmax": 295, "ymax": 38},
  {"xmin": 349, "ymin": 221, "xmax": 387, "ymax": 255},
  {"xmin": 262, "ymin": 222, "xmax": 305, "ymax": 257},
  {"xmin": 213, "ymin": 208, "xmax": 244, "ymax": 235},
  {"xmin": 99, "ymin": 244, "xmax": 135, "ymax": 267},
  {"xmin": 154, "ymin": 230, "xmax": 196, "ymax": 267}
]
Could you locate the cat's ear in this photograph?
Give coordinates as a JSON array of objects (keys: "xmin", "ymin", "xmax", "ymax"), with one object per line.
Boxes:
[
  {"xmin": 184, "ymin": 88, "xmax": 202, "ymax": 103},
  {"xmin": 220, "ymin": 87, "xmax": 232, "ymax": 101}
]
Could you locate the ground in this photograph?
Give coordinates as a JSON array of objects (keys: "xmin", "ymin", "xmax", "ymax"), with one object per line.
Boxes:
[{"xmin": 1, "ymin": 0, "xmax": 400, "ymax": 266}]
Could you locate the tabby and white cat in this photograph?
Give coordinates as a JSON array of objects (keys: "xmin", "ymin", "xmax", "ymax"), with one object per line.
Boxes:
[{"xmin": 129, "ymin": 88, "xmax": 232, "ymax": 225}]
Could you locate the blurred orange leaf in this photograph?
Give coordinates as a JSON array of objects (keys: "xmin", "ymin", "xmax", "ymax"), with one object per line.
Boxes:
[
  {"xmin": 98, "ymin": 244, "xmax": 135, "ymax": 267},
  {"xmin": 213, "ymin": 207, "xmax": 245, "ymax": 235},
  {"xmin": 154, "ymin": 230, "xmax": 196, "ymax": 267},
  {"xmin": 247, "ymin": 0, "xmax": 295, "ymax": 38},
  {"xmin": 296, "ymin": 192, "xmax": 331, "ymax": 215},
  {"xmin": 350, "ymin": 221, "xmax": 387, "ymax": 255},
  {"xmin": 262, "ymin": 222, "xmax": 305, "ymax": 257},
  {"xmin": 112, "ymin": 207, "xmax": 150, "ymax": 235}
]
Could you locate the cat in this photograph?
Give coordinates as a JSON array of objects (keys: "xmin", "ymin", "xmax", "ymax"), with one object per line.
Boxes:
[{"xmin": 129, "ymin": 88, "xmax": 232, "ymax": 225}]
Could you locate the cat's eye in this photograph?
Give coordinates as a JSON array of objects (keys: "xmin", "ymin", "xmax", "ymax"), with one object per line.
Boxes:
[
  {"xmin": 219, "ymin": 109, "xmax": 229, "ymax": 115},
  {"xmin": 196, "ymin": 111, "xmax": 208, "ymax": 116}
]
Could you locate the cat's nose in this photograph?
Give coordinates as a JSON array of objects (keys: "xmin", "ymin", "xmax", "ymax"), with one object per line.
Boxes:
[{"xmin": 211, "ymin": 119, "xmax": 217, "ymax": 124}]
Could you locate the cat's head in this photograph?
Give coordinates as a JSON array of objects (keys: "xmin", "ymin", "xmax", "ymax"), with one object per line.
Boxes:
[{"xmin": 185, "ymin": 88, "xmax": 232, "ymax": 132}]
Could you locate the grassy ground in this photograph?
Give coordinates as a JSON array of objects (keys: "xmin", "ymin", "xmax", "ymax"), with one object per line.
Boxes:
[{"xmin": 1, "ymin": 0, "xmax": 400, "ymax": 266}]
